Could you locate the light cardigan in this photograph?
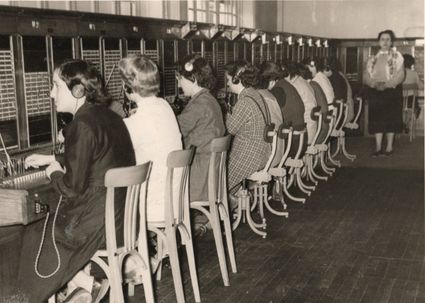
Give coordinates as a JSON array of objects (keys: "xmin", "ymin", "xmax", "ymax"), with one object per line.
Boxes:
[
  {"xmin": 124, "ymin": 95, "xmax": 183, "ymax": 222},
  {"xmin": 313, "ymin": 72, "xmax": 335, "ymax": 105},
  {"xmin": 364, "ymin": 48, "xmax": 405, "ymax": 88}
]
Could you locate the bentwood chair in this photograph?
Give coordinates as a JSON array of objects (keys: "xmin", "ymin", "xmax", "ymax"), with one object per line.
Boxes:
[
  {"xmin": 402, "ymin": 85, "xmax": 418, "ymax": 142},
  {"xmin": 91, "ymin": 162, "xmax": 154, "ymax": 303},
  {"xmin": 190, "ymin": 135, "xmax": 237, "ymax": 287},
  {"xmin": 232, "ymin": 127, "xmax": 279, "ymax": 238},
  {"xmin": 147, "ymin": 148, "xmax": 201, "ymax": 303}
]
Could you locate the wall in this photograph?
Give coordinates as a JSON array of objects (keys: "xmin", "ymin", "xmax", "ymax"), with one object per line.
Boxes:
[
  {"xmin": 254, "ymin": 0, "xmax": 277, "ymax": 32},
  {"xmin": 279, "ymin": 0, "xmax": 424, "ymax": 39}
]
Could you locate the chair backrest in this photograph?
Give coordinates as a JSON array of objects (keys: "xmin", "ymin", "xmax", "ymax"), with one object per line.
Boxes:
[
  {"xmin": 104, "ymin": 162, "xmax": 152, "ymax": 253},
  {"xmin": 310, "ymin": 105, "xmax": 323, "ymax": 146},
  {"xmin": 208, "ymin": 135, "xmax": 231, "ymax": 207},
  {"xmin": 165, "ymin": 148, "xmax": 195, "ymax": 225},
  {"xmin": 277, "ymin": 125, "xmax": 293, "ymax": 168}
]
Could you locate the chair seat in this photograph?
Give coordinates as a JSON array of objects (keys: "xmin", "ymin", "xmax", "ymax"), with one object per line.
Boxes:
[
  {"xmin": 345, "ymin": 122, "xmax": 359, "ymax": 130},
  {"xmin": 316, "ymin": 144, "xmax": 328, "ymax": 152},
  {"xmin": 284, "ymin": 158, "xmax": 304, "ymax": 168},
  {"xmin": 305, "ymin": 146, "xmax": 319, "ymax": 155},
  {"xmin": 269, "ymin": 167, "xmax": 286, "ymax": 177},
  {"xmin": 248, "ymin": 171, "xmax": 272, "ymax": 183},
  {"xmin": 331, "ymin": 129, "xmax": 345, "ymax": 137}
]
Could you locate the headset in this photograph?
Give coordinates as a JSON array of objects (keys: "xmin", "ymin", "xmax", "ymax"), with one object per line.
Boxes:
[
  {"xmin": 182, "ymin": 57, "xmax": 197, "ymax": 82},
  {"xmin": 68, "ymin": 79, "xmax": 86, "ymax": 99},
  {"xmin": 232, "ymin": 65, "xmax": 247, "ymax": 85}
]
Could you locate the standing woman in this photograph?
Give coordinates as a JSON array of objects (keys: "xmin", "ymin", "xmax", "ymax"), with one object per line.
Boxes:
[
  {"xmin": 19, "ymin": 60, "xmax": 135, "ymax": 302},
  {"xmin": 177, "ymin": 55, "xmax": 225, "ymax": 202},
  {"xmin": 363, "ymin": 29, "xmax": 404, "ymax": 156},
  {"xmin": 224, "ymin": 61, "xmax": 270, "ymax": 193}
]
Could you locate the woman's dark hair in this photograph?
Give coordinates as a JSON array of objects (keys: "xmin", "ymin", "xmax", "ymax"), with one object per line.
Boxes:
[
  {"xmin": 378, "ymin": 29, "xmax": 396, "ymax": 42},
  {"xmin": 58, "ymin": 59, "xmax": 111, "ymax": 106},
  {"xmin": 180, "ymin": 55, "xmax": 216, "ymax": 90},
  {"xmin": 257, "ymin": 61, "xmax": 285, "ymax": 89},
  {"xmin": 298, "ymin": 63, "xmax": 313, "ymax": 80},
  {"xmin": 327, "ymin": 56, "xmax": 342, "ymax": 72},
  {"xmin": 312, "ymin": 57, "xmax": 330, "ymax": 72},
  {"xmin": 403, "ymin": 54, "xmax": 415, "ymax": 69},
  {"xmin": 224, "ymin": 60, "xmax": 258, "ymax": 88},
  {"xmin": 281, "ymin": 60, "xmax": 300, "ymax": 79}
]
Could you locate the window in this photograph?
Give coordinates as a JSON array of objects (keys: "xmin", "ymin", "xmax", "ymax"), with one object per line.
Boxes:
[
  {"xmin": 188, "ymin": 0, "xmax": 237, "ymax": 26},
  {"xmin": 120, "ymin": 1, "xmax": 136, "ymax": 16}
]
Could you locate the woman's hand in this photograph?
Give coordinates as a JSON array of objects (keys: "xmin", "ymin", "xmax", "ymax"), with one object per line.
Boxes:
[
  {"xmin": 24, "ymin": 154, "xmax": 55, "ymax": 169},
  {"xmin": 57, "ymin": 129, "xmax": 65, "ymax": 144}
]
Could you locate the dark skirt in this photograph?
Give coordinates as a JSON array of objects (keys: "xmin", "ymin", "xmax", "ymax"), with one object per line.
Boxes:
[
  {"xmin": 16, "ymin": 187, "xmax": 125, "ymax": 303},
  {"xmin": 367, "ymin": 85, "xmax": 403, "ymax": 134}
]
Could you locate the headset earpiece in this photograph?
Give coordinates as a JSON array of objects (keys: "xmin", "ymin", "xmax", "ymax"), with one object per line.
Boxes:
[
  {"xmin": 232, "ymin": 66, "xmax": 246, "ymax": 85},
  {"xmin": 70, "ymin": 83, "xmax": 85, "ymax": 99}
]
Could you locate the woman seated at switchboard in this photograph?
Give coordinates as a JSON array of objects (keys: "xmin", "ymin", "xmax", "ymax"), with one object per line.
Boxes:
[
  {"xmin": 306, "ymin": 57, "xmax": 335, "ymax": 109},
  {"xmin": 299, "ymin": 63, "xmax": 330, "ymax": 143},
  {"xmin": 119, "ymin": 53, "xmax": 183, "ymax": 279},
  {"xmin": 120, "ymin": 54, "xmax": 182, "ymax": 222},
  {"xmin": 224, "ymin": 61, "xmax": 270, "ymax": 196},
  {"xmin": 176, "ymin": 55, "xmax": 225, "ymax": 202},
  {"xmin": 281, "ymin": 61, "xmax": 318, "ymax": 145},
  {"xmin": 328, "ymin": 57, "xmax": 355, "ymax": 124},
  {"xmin": 269, "ymin": 61, "xmax": 305, "ymax": 157},
  {"xmin": 19, "ymin": 60, "xmax": 136, "ymax": 303},
  {"xmin": 256, "ymin": 61, "xmax": 285, "ymax": 168}
]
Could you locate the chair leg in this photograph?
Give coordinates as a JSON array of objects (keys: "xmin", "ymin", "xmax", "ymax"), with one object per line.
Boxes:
[
  {"xmin": 210, "ymin": 203, "xmax": 230, "ymax": 286},
  {"xmin": 310, "ymin": 156, "xmax": 328, "ymax": 181},
  {"xmin": 327, "ymin": 147, "xmax": 341, "ymax": 168},
  {"xmin": 283, "ymin": 175, "xmax": 306, "ymax": 203},
  {"xmin": 156, "ymin": 237, "xmax": 163, "ymax": 281},
  {"xmin": 183, "ymin": 221, "xmax": 201, "ymax": 303},
  {"xmin": 331, "ymin": 137, "xmax": 341, "ymax": 158},
  {"xmin": 139, "ymin": 244, "xmax": 155, "ymax": 303},
  {"xmin": 166, "ymin": 228, "xmax": 186, "ymax": 303},
  {"xmin": 109, "ymin": 256, "xmax": 125, "ymax": 303},
  {"xmin": 341, "ymin": 137, "xmax": 356, "ymax": 161},
  {"xmin": 320, "ymin": 152, "xmax": 335, "ymax": 175},
  {"xmin": 220, "ymin": 205, "xmax": 237, "ymax": 273}
]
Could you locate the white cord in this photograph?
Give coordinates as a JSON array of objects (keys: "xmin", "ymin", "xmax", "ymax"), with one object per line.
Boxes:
[{"xmin": 34, "ymin": 195, "xmax": 63, "ymax": 279}]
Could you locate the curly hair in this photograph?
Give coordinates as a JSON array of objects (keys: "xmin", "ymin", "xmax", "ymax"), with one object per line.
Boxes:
[
  {"xmin": 58, "ymin": 59, "xmax": 112, "ymax": 106},
  {"xmin": 180, "ymin": 55, "xmax": 216, "ymax": 90},
  {"xmin": 257, "ymin": 61, "xmax": 285, "ymax": 89},
  {"xmin": 298, "ymin": 63, "xmax": 313, "ymax": 80},
  {"xmin": 118, "ymin": 54, "xmax": 160, "ymax": 97},
  {"xmin": 224, "ymin": 60, "xmax": 259, "ymax": 88},
  {"xmin": 281, "ymin": 60, "xmax": 300, "ymax": 79}
]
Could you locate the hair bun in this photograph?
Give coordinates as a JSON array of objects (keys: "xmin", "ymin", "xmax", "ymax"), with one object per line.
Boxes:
[{"xmin": 185, "ymin": 62, "xmax": 194, "ymax": 72}]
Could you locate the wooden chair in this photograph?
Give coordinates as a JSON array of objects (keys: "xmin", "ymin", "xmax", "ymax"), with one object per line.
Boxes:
[
  {"xmin": 148, "ymin": 149, "xmax": 201, "ymax": 303},
  {"xmin": 190, "ymin": 135, "xmax": 237, "ymax": 287},
  {"xmin": 402, "ymin": 86, "xmax": 418, "ymax": 142},
  {"xmin": 91, "ymin": 162, "xmax": 155, "ymax": 303}
]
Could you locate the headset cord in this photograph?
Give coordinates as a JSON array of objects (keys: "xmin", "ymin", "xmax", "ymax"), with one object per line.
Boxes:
[{"xmin": 35, "ymin": 195, "xmax": 63, "ymax": 279}]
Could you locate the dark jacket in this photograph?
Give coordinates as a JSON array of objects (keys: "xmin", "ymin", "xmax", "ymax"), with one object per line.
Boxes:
[{"xmin": 177, "ymin": 89, "xmax": 225, "ymax": 201}]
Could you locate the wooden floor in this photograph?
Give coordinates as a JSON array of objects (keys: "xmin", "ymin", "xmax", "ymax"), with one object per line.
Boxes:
[{"xmin": 128, "ymin": 136, "xmax": 424, "ymax": 303}]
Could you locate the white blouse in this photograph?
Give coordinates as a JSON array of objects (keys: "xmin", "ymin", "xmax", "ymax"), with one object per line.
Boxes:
[
  {"xmin": 124, "ymin": 95, "xmax": 183, "ymax": 222},
  {"xmin": 313, "ymin": 72, "xmax": 335, "ymax": 105}
]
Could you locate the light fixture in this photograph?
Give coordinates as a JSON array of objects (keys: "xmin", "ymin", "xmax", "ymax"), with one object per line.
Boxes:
[
  {"xmin": 261, "ymin": 33, "xmax": 268, "ymax": 45},
  {"xmin": 323, "ymin": 40, "xmax": 329, "ymax": 48},
  {"xmin": 132, "ymin": 26, "xmax": 139, "ymax": 33},
  {"xmin": 31, "ymin": 20, "xmax": 40, "ymax": 29},
  {"xmin": 287, "ymin": 36, "xmax": 293, "ymax": 45},
  {"xmin": 307, "ymin": 38, "xmax": 313, "ymax": 47},
  {"xmin": 89, "ymin": 23, "xmax": 96, "ymax": 31},
  {"xmin": 275, "ymin": 35, "xmax": 282, "ymax": 45},
  {"xmin": 297, "ymin": 37, "xmax": 303, "ymax": 45},
  {"xmin": 315, "ymin": 39, "xmax": 321, "ymax": 47}
]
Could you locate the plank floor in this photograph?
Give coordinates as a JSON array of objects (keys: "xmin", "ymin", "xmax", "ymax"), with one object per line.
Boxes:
[{"xmin": 128, "ymin": 136, "xmax": 424, "ymax": 303}]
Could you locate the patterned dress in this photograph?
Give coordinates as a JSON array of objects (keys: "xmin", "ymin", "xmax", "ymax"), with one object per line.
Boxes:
[{"xmin": 226, "ymin": 87, "xmax": 270, "ymax": 190}]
